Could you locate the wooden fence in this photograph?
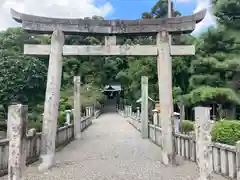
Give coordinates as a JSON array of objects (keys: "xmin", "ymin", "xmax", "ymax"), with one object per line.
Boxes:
[
  {"xmin": 0, "ymin": 116, "xmax": 92, "ymax": 176},
  {"xmin": 94, "ymin": 110, "xmax": 101, "ymax": 119},
  {"xmin": 125, "ymin": 111, "xmax": 240, "ymax": 179}
]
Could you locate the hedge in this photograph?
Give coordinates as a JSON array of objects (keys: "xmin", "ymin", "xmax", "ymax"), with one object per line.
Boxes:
[
  {"xmin": 182, "ymin": 120, "xmax": 194, "ymax": 134},
  {"xmin": 211, "ymin": 120, "xmax": 240, "ymax": 145},
  {"xmin": 180, "ymin": 119, "xmax": 240, "ymax": 146}
]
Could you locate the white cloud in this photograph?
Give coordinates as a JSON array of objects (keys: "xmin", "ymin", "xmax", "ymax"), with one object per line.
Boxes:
[
  {"xmin": 0, "ymin": 0, "xmax": 113, "ymax": 30},
  {"xmin": 192, "ymin": 0, "xmax": 216, "ymax": 36}
]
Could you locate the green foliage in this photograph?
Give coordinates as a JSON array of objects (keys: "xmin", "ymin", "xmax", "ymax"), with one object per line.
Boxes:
[
  {"xmin": 142, "ymin": 0, "xmax": 180, "ymax": 19},
  {"xmin": 61, "ymin": 85, "xmax": 104, "ymax": 110},
  {"xmin": 59, "ymin": 111, "xmax": 66, "ymax": 127},
  {"xmin": 28, "ymin": 120, "xmax": 42, "ymax": 132},
  {"xmin": 182, "ymin": 120, "xmax": 194, "ymax": 133},
  {"xmin": 0, "ymin": 28, "xmax": 47, "ymax": 111},
  {"xmin": 196, "ymin": 27, "xmax": 239, "ymax": 55},
  {"xmin": 180, "ymin": 119, "xmax": 240, "ymax": 145},
  {"xmin": 28, "ymin": 112, "xmax": 42, "ymax": 132},
  {"xmin": 81, "ymin": 84, "xmax": 105, "ymax": 107},
  {"xmin": 212, "ymin": 0, "xmax": 240, "ymax": 30},
  {"xmin": 0, "ymin": 105, "xmax": 6, "ymax": 121},
  {"xmin": 182, "ymin": 86, "xmax": 240, "ymax": 107},
  {"xmin": 58, "ymin": 110, "xmax": 73, "ymax": 127},
  {"xmin": 211, "ymin": 120, "xmax": 240, "ymax": 145},
  {"xmin": 0, "ymin": 55, "xmax": 47, "ymax": 107}
]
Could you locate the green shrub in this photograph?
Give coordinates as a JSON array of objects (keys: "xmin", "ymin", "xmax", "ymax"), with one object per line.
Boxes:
[
  {"xmin": 182, "ymin": 120, "xmax": 194, "ymax": 133},
  {"xmin": 28, "ymin": 120, "xmax": 42, "ymax": 132},
  {"xmin": 0, "ymin": 105, "xmax": 6, "ymax": 121},
  {"xmin": 59, "ymin": 111, "xmax": 66, "ymax": 127},
  {"xmin": 58, "ymin": 110, "xmax": 73, "ymax": 127},
  {"xmin": 28, "ymin": 113, "xmax": 42, "ymax": 122},
  {"xmin": 211, "ymin": 120, "xmax": 240, "ymax": 145},
  {"xmin": 28, "ymin": 112, "xmax": 42, "ymax": 132},
  {"xmin": 31, "ymin": 104, "xmax": 44, "ymax": 114},
  {"xmin": 65, "ymin": 104, "xmax": 72, "ymax": 110}
]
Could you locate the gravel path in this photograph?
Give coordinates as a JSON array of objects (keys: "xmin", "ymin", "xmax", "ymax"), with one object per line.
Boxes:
[{"xmin": 1, "ymin": 113, "xmax": 227, "ymax": 180}]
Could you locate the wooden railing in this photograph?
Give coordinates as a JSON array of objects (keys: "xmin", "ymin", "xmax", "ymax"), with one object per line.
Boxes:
[
  {"xmin": 125, "ymin": 111, "xmax": 240, "ymax": 179},
  {"xmin": 0, "ymin": 116, "xmax": 93, "ymax": 176},
  {"xmin": 174, "ymin": 133, "xmax": 238, "ymax": 179},
  {"xmin": 212, "ymin": 143, "xmax": 237, "ymax": 178},
  {"xmin": 94, "ymin": 110, "xmax": 101, "ymax": 119},
  {"xmin": 174, "ymin": 133, "xmax": 196, "ymax": 162},
  {"xmin": 127, "ymin": 116, "xmax": 141, "ymax": 132},
  {"xmin": 148, "ymin": 124, "xmax": 162, "ymax": 146}
]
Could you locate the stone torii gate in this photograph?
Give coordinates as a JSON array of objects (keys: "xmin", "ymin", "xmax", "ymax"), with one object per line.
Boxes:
[{"xmin": 11, "ymin": 8, "xmax": 206, "ymax": 170}]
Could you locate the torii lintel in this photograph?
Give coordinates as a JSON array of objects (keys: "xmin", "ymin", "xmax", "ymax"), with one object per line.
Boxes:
[{"xmin": 10, "ymin": 8, "xmax": 206, "ymax": 35}]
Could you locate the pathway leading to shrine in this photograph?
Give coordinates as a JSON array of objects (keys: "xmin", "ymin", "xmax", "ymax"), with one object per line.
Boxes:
[{"xmin": 1, "ymin": 113, "xmax": 227, "ymax": 180}]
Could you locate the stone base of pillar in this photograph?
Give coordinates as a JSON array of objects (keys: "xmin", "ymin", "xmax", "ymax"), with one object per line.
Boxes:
[
  {"xmin": 161, "ymin": 152, "xmax": 183, "ymax": 166},
  {"xmin": 38, "ymin": 153, "xmax": 55, "ymax": 172},
  {"xmin": 175, "ymin": 155, "xmax": 184, "ymax": 166},
  {"xmin": 161, "ymin": 152, "xmax": 169, "ymax": 165},
  {"xmin": 75, "ymin": 133, "xmax": 82, "ymax": 140}
]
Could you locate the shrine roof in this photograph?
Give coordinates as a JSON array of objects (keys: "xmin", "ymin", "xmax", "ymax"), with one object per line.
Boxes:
[{"xmin": 10, "ymin": 8, "xmax": 206, "ymax": 35}]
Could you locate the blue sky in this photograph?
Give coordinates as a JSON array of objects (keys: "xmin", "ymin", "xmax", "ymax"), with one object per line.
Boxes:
[
  {"xmin": 96, "ymin": 0, "xmax": 197, "ymax": 19},
  {"xmin": 94, "ymin": 0, "xmax": 215, "ymax": 35},
  {"xmin": 0, "ymin": 0, "xmax": 214, "ymax": 34}
]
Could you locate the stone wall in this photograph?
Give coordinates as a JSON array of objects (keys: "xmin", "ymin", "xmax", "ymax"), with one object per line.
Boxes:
[
  {"xmin": 122, "ymin": 109, "xmax": 240, "ymax": 180},
  {"xmin": 0, "ymin": 116, "xmax": 93, "ymax": 177}
]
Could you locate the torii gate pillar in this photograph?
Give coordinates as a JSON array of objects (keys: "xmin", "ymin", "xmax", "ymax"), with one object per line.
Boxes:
[
  {"xmin": 38, "ymin": 30, "xmax": 64, "ymax": 172},
  {"xmin": 157, "ymin": 31, "xmax": 175, "ymax": 165}
]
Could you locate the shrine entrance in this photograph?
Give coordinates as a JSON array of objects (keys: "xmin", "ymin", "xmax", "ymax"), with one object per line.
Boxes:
[
  {"xmin": 102, "ymin": 83, "xmax": 122, "ymax": 112},
  {"xmin": 10, "ymin": 8, "xmax": 206, "ymax": 170}
]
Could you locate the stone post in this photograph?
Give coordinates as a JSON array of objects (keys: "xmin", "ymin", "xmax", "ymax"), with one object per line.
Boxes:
[
  {"xmin": 141, "ymin": 76, "xmax": 148, "ymax": 139},
  {"xmin": 126, "ymin": 106, "xmax": 128, "ymax": 117},
  {"xmin": 153, "ymin": 109, "xmax": 158, "ymax": 125},
  {"xmin": 175, "ymin": 117, "xmax": 179, "ymax": 133},
  {"xmin": 28, "ymin": 128, "xmax": 36, "ymax": 137},
  {"xmin": 86, "ymin": 107, "xmax": 89, "ymax": 117},
  {"xmin": 137, "ymin": 107, "xmax": 140, "ymax": 121},
  {"xmin": 73, "ymin": 76, "xmax": 81, "ymax": 139},
  {"xmin": 90, "ymin": 106, "xmax": 93, "ymax": 116},
  {"xmin": 39, "ymin": 30, "xmax": 64, "ymax": 172},
  {"xmin": 195, "ymin": 107, "xmax": 213, "ymax": 180},
  {"xmin": 85, "ymin": 107, "xmax": 88, "ymax": 117},
  {"xmin": 7, "ymin": 110, "xmax": 11, "ymax": 139},
  {"xmin": 158, "ymin": 113, "xmax": 161, "ymax": 127},
  {"xmin": 90, "ymin": 107, "xmax": 92, "ymax": 116},
  {"xmin": 65, "ymin": 109, "xmax": 71, "ymax": 125},
  {"xmin": 236, "ymin": 141, "xmax": 240, "ymax": 180},
  {"xmin": 124, "ymin": 106, "xmax": 127, "ymax": 118},
  {"xmin": 173, "ymin": 112, "xmax": 180, "ymax": 133},
  {"xmin": 8, "ymin": 104, "xmax": 27, "ymax": 180},
  {"xmin": 179, "ymin": 104, "xmax": 185, "ymax": 133},
  {"xmin": 157, "ymin": 31, "xmax": 175, "ymax": 165},
  {"xmin": 87, "ymin": 107, "xmax": 90, "ymax": 117},
  {"xmin": 129, "ymin": 106, "xmax": 132, "ymax": 117}
]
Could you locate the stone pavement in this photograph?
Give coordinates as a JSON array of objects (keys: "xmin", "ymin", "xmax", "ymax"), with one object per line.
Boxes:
[{"xmin": 1, "ymin": 113, "xmax": 227, "ymax": 180}]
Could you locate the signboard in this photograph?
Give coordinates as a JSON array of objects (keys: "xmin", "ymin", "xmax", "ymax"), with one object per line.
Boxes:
[{"xmin": 155, "ymin": 103, "xmax": 160, "ymax": 112}]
